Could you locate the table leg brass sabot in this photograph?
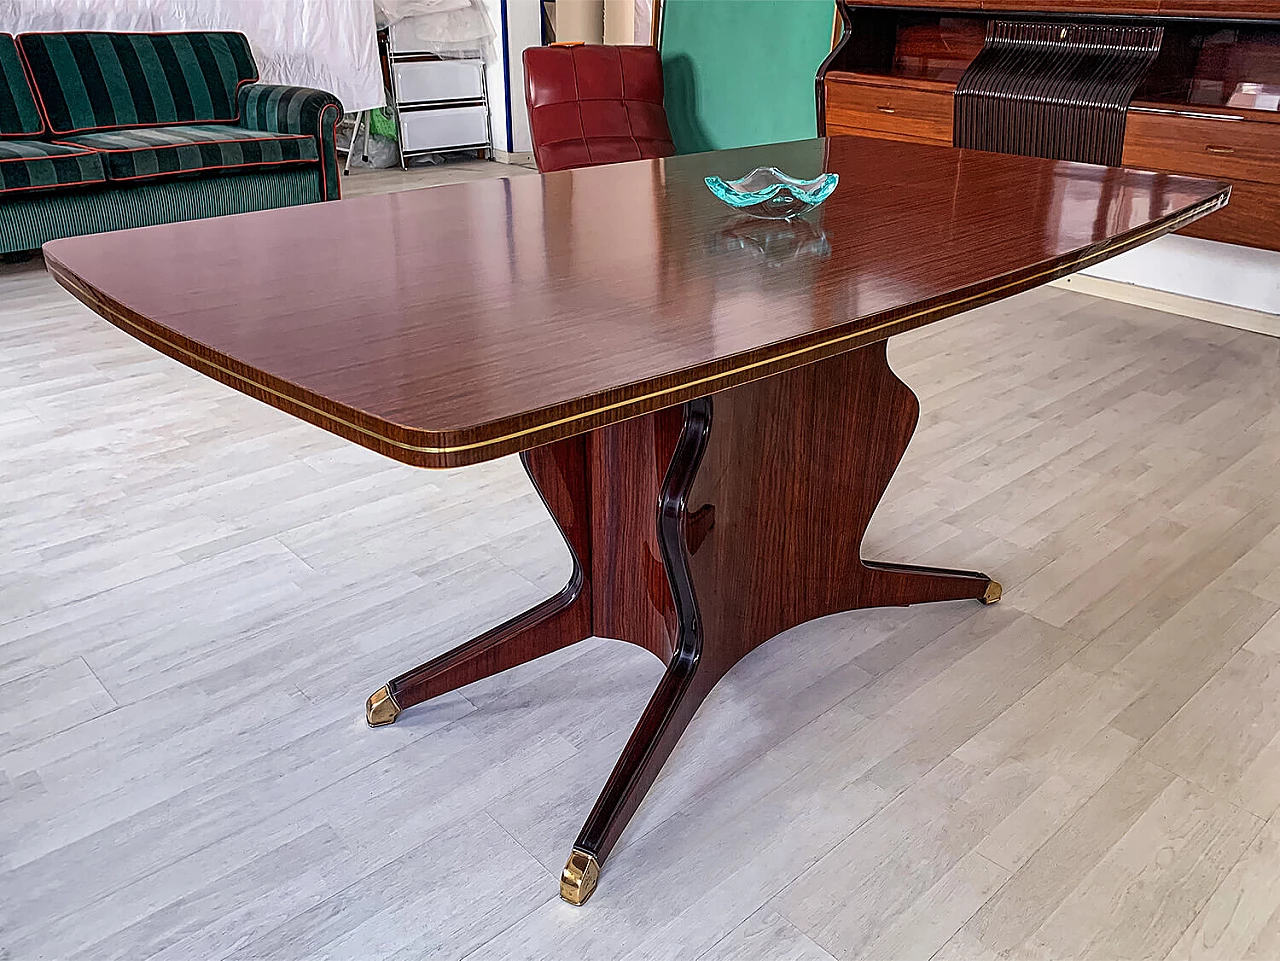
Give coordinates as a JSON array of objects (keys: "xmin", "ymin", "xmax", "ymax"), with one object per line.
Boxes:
[
  {"xmin": 365, "ymin": 684, "xmax": 401, "ymax": 727},
  {"xmin": 560, "ymin": 849, "xmax": 601, "ymax": 905},
  {"xmin": 980, "ymin": 580, "xmax": 1003, "ymax": 605}
]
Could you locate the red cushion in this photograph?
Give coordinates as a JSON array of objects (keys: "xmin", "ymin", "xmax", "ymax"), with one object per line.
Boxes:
[{"xmin": 523, "ymin": 44, "xmax": 676, "ymax": 173}]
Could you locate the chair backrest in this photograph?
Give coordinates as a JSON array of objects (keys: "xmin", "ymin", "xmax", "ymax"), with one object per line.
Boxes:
[
  {"xmin": 0, "ymin": 34, "xmax": 44, "ymax": 139},
  {"xmin": 18, "ymin": 31, "xmax": 258, "ymax": 136},
  {"xmin": 523, "ymin": 44, "xmax": 675, "ymax": 173}
]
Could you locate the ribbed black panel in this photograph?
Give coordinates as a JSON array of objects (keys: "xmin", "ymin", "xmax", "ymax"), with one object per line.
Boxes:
[{"xmin": 954, "ymin": 21, "xmax": 1163, "ymax": 166}]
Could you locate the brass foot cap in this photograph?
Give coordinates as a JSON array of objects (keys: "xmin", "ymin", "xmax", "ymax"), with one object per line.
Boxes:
[
  {"xmin": 980, "ymin": 580, "xmax": 1003, "ymax": 605},
  {"xmin": 560, "ymin": 849, "xmax": 600, "ymax": 905},
  {"xmin": 366, "ymin": 685, "xmax": 401, "ymax": 727}
]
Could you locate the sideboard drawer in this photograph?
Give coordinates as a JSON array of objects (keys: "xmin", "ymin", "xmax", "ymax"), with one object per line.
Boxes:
[
  {"xmin": 827, "ymin": 122, "xmax": 948, "ymax": 147},
  {"xmin": 825, "ymin": 77, "xmax": 954, "ymax": 144},
  {"xmin": 1123, "ymin": 110, "xmax": 1280, "ymax": 186}
]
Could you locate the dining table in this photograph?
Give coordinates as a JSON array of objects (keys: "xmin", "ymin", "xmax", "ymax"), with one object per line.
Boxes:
[{"xmin": 44, "ymin": 135, "xmax": 1229, "ymax": 905}]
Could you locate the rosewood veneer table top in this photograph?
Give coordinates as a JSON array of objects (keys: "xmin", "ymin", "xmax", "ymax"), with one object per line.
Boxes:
[{"xmin": 44, "ymin": 136, "xmax": 1227, "ymax": 468}]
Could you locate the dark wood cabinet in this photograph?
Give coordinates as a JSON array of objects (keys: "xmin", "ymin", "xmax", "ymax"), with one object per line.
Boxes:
[
  {"xmin": 819, "ymin": 1, "xmax": 1280, "ymax": 251},
  {"xmin": 825, "ymin": 74, "xmax": 954, "ymax": 144},
  {"xmin": 1158, "ymin": 1, "xmax": 1279, "ymax": 18},
  {"xmin": 989, "ymin": 0, "xmax": 1159, "ymax": 12},
  {"xmin": 1123, "ymin": 108, "xmax": 1280, "ymax": 186},
  {"xmin": 845, "ymin": 0, "xmax": 1279, "ymax": 13}
]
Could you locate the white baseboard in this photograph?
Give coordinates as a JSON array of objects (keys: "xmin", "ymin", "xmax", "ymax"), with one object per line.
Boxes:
[
  {"xmin": 491, "ymin": 149, "xmax": 535, "ymax": 166},
  {"xmin": 1051, "ymin": 274, "xmax": 1280, "ymax": 340}
]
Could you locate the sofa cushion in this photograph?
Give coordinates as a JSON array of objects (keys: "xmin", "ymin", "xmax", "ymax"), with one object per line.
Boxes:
[
  {"xmin": 58, "ymin": 124, "xmax": 317, "ymax": 183},
  {"xmin": 18, "ymin": 31, "xmax": 257, "ymax": 135},
  {"xmin": 0, "ymin": 34, "xmax": 44, "ymax": 138},
  {"xmin": 0, "ymin": 140, "xmax": 104, "ymax": 194}
]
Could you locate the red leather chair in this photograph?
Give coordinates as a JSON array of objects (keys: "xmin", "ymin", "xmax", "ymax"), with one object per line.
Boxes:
[{"xmin": 523, "ymin": 44, "xmax": 676, "ymax": 173}]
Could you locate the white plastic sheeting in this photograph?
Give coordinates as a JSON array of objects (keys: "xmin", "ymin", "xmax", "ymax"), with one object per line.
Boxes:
[
  {"xmin": 378, "ymin": 0, "xmax": 496, "ymax": 55},
  {"xmin": 0, "ymin": 0, "xmax": 385, "ymax": 110}
]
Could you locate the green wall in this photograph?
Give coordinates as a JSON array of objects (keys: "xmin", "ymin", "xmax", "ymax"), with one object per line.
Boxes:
[{"xmin": 660, "ymin": 0, "xmax": 835, "ymax": 154}]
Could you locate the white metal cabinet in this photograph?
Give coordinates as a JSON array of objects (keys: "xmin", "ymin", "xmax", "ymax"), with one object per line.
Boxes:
[{"xmin": 384, "ymin": 31, "xmax": 491, "ymax": 167}]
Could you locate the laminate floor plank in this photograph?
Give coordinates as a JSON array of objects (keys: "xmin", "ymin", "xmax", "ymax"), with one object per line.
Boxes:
[
  {"xmin": 1169, "ymin": 818, "xmax": 1280, "ymax": 960},
  {"xmin": 696, "ymin": 908, "xmax": 838, "ymax": 961},
  {"xmin": 1142, "ymin": 615, "xmax": 1280, "ymax": 818}
]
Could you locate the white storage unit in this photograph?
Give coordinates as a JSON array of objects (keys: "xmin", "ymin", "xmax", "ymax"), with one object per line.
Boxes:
[
  {"xmin": 393, "ymin": 59, "xmax": 486, "ymax": 106},
  {"xmin": 384, "ymin": 31, "xmax": 491, "ymax": 167},
  {"xmin": 399, "ymin": 105, "xmax": 490, "ymax": 155}
]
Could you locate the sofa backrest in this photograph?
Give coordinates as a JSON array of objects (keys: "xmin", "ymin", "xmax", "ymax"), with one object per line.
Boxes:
[
  {"xmin": 18, "ymin": 31, "xmax": 258, "ymax": 136},
  {"xmin": 0, "ymin": 34, "xmax": 45, "ymax": 139}
]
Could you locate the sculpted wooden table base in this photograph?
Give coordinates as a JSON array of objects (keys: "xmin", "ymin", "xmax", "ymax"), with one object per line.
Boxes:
[{"xmin": 364, "ymin": 341, "xmax": 999, "ymax": 904}]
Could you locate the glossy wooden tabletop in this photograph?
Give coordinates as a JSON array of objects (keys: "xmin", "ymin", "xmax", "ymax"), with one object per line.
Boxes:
[{"xmin": 45, "ymin": 136, "xmax": 1228, "ymax": 467}]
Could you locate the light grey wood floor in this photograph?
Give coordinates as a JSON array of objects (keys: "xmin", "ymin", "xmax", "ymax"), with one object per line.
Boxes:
[{"xmin": 3, "ymin": 163, "xmax": 1280, "ymax": 960}]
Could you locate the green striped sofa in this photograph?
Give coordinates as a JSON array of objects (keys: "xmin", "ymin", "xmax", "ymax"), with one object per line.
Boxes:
[{"xmin": 0, "ymin": 30, "xmax": 343, "ymax": 255}]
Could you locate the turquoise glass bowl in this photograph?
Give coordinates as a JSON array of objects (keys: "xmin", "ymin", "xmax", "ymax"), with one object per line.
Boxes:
[{"xmin": 705, "ymin": 167, "xmax": 839, "ymax": 220}]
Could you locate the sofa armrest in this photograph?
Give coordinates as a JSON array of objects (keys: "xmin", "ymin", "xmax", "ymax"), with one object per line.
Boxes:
[{"xmin": 237, "ymin": 84, "xmax": 344, "ymax": 201}]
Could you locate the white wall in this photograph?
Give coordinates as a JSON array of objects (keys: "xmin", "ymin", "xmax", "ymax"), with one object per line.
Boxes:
[
  {"xmin": 480, "ymin": 0, "xmax": 539, "ymax": 155},
  {"xmin": 506, "ymin": 0, "xmax": 539, "ymax": 153},
  {"xmin": 1083, "ymin": 234, "xmax": 1280, "ymax": 316}
]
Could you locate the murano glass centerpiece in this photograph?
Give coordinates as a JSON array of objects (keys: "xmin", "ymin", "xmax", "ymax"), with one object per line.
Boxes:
[{"xmin": 705, "ymin": 167, "xmax": 839, "ymax": 220}]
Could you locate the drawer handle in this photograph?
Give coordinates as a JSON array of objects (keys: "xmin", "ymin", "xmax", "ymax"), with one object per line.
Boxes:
[
  {"xmin": 1205, "ymin": 144, "xmax": 1236, "ymax": 155},
  {"xmin": 876, "ymin": 105, "xmax": 896, "ymax": 114}
]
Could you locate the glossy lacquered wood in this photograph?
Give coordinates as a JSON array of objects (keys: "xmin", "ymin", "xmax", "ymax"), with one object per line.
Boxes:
[
  {"xmin": 822, "ymin": 2, "xmax": 1280, "ymax": 250},
  {"xmin": 845, "ymin": 0, "xmax": 1275, "ymax": 12},
  {"xmin": 684, "ymin": 342, "xmax": 992, "ymax": 655},
  {"xmin": 955, "ymin": 21, "xmax": 1164, "ymax": 167},
  {"xmin": 1177, "ymin": 178, "xmax": 1280, "ymax": 249},
  {"xmin": 376, "ymin": 343, "xmax": 996, "ymax": 879},
  {"xmin": 45, "ymin": 136, "xmax": 1227, "ymax": 469},
  {"xmin": 866, "ymin": 0, "xmax": 982, "ymax": 6},
  {"xmin": 825, "ymin": 76, "xmax": 954, "ymax": 144},
  {"xmin": 987, "ymin": 0, "xmax": 1157, "ymax": 11},
  {"xmin": 1159, "ymin": 0, "xmax": 1278, "ymax": 16},
  {"xmin": 383, "ymin": 439, "xmax": 593, "ymax": 713},
  {"xmin": 1124, "ymin": 109, "xmax": 1280, "ymax": 186}
]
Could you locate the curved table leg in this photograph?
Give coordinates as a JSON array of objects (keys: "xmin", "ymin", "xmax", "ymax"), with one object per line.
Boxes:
[
  {"xmin": 861, "ymin": 560, "xmax": 1002, "ymax": 607},
  {"xmin": 365, "ymin": 436, "xmax": 593, "ymax": 726},
  {"xmin": 560, "ymin": 399, "xmax": 712, "ymax": 904},
  {"xmin": 559, "ymin": 342, "xmax": 1003, "ymax": 903}
]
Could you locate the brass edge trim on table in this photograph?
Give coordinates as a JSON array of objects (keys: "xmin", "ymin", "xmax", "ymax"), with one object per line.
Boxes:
[{"xmin": 46, "ymin": 192, "xmax": 1226, "ymax": 461}]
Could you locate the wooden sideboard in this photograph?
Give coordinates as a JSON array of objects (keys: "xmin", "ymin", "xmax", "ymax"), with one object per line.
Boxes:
[{"xmin": 818, "ymin": 1, "xmax": 1280, "ymax": 250}]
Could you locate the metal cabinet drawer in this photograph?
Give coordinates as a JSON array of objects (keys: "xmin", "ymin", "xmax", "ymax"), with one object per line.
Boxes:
[
  {"xmin": 393, "ymin": 59, "xmax": 485, "ymax": 105},
  {"xmin": 399, "ymin": 105, "xmax": 489, "ymax": 153}
]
